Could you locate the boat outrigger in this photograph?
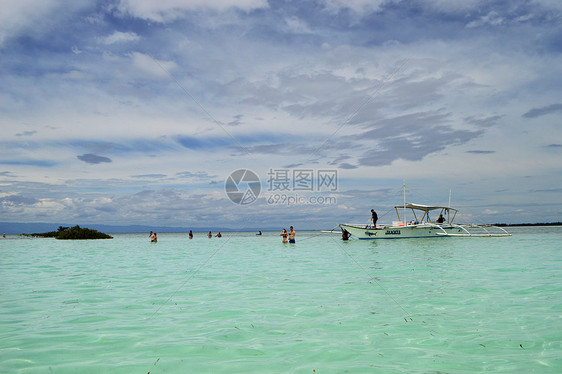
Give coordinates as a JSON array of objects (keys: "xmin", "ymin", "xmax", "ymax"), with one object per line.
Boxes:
[{"xmin": 339, "ymin": 203, "xmax": 511, "ymax": 239}]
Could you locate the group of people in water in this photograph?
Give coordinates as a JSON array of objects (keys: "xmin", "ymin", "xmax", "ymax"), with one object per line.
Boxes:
[
  {"xmin": 150, "ymin": 230, "xmax": 222, "ymax": 242},
  {"xmin": 149, "ymin": 209, "xmax": 383, "ymax": 243},
  {"xmin": 188, "ymin": 230, "xmax": 222, "ymax": 238},
  {"xmin": 150, "ymin": 228, "xmax": 296, "ymax": 243},
  {"xmin": 148, "ymin": 209, "xmax": 447, "ymax": 243}
]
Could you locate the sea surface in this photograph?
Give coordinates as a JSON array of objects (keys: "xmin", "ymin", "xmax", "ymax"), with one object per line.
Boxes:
[{"xmin": 1, "ymin": 227, "xmax": 561, "ymax": 373}]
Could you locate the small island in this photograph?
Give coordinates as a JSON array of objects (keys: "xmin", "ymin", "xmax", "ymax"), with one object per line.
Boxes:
[{"xmin": 27, "ymin": 225, "xmax": 113, "ymax": 240}]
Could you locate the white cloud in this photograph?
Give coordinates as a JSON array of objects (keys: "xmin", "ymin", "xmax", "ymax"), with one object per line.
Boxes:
[
  {"xmin": 285, "ymin": 17, "xmax": 313, "ymax": 35},
  {"xmin": 114, "ymin": 0, "xmax": 269, "ymax": 22},
  {"xmin": 421, "ymin": 0, "xmax": 484, "ymax": 14},
  {"xmin": 102, "ymin": 31, "xmax": 140, "ymax": 45},
  {"xmin": 467, "ymin": 11, "xmax": 505, "ymax": 28},
  {"xmin": 128, "ymin": 51, "xmax": 178, "ymax": 78},
  {"xmin": 321, "ymin": 0, "xmax": 385, "ymax": 15},
  {"xmin": 0, "ymin": 0, "xmax": 89, "ymax": 46}
]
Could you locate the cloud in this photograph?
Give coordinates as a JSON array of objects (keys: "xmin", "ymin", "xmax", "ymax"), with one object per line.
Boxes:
[
  {"xmin": 114, "ymin": 0, "xmax": 269, "ymax": 22},
  {"xmin": 320, "ymin": 0, "xmax": 385, "ymax": 16},
  {"xmin": 15, "ymin": 130, "xmax": 37, "ymax": 137},
  {"xmin": 0, "ymin": 0, "xmax": 87, "ymax": 46},
  {"xmin": 529, "ymin": 188, "xmax": 562, "ymax": 193},
  {"xmin": 0, "ymin": 159, "xmax": 56, "ymax": 167},
  {"xmin": 128, "ymin": 52, "xmax": 178, "ymax": 79},
  {"xmin": 1, "ymin": 194, "xmax": 39, "ymax": 206},
  {"xmin": 464, "ymin": 115, "xmax": 502, "ymax": 128},
  {"xmin": 467, "ymin": 11, "xmax": 505, "ymax": 28},
  {"xmin": 176, "ymin": 171, "xmax": 217, "ymax": 179},
  {"xmin": 355, "ymin": 110, "xmax": 483, "ymax": 166},
  {"xmin": 466, "ymin": 150, "xmax": 495, "ymax": 154},
  {"xmin": 227, "ymin": 114, "xmax": 244, "ymax": 126},
  {"xmin": 176, "ymin": 136, "xmax": 230, "ymax": 150},
  {"xmin": 522, "ymin": 103, "xmax": 562, "ymax": 118},
  {"xmin": 339, "ymin": 162, "xmax": 358, "ymax": 169},
  {"xmin": 131, "ymin": 174, "xmax": 167, "ymax": 179},
  {"xmin": 102, "ymin": 31, "xmax": 140, "ymax": 45},
  {"xmin": 77, "ymin": 154, "xmax": 112, "ymax": 164}
]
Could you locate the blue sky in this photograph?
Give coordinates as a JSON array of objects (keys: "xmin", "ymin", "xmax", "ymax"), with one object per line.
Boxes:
[{"xmin": 1, "ymin": 0, "xmax": 561, "ymax": 229}]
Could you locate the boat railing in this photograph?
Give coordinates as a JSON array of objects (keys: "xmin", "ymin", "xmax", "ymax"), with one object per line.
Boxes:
[
  {"xmin": 342, "ymin": 223, "xmax": 383, "ymax": 229},
  {"xmin": 433, "ymin": 223, "xmax": 511, "ymax": 237},
  {"xmin": 418, "ymin": 222, "xmax": 450, "ymax": 236}
]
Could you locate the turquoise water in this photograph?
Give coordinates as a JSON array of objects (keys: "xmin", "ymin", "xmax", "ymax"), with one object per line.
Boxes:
[{"xmin": 1, "ymin": 227, "xmax": 561, "ymax": 373}]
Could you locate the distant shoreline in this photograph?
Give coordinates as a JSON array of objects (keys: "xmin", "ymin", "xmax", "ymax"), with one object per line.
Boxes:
[{"xmin": 494, "ymin": 222, "xmax": 562, "ymax": 227}]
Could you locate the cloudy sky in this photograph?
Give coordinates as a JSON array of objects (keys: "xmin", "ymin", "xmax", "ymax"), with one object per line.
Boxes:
[{"xmin": 1, "ymin": 0, "xmax": 561, "ymax": 230}]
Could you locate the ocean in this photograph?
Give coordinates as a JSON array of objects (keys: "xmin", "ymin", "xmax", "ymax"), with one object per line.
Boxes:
[{"xmin": 1, "ymin": 227, "xmax": 561, "ymax": 373}]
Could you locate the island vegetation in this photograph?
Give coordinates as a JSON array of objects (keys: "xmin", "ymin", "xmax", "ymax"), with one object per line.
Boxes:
[
  {"xmin": 26, "ymin": 225, "xmax": 113, "ymax": 240},
  {"xmin": 494, "ymin": 222, "xmax": 562, "ymax": 227}
]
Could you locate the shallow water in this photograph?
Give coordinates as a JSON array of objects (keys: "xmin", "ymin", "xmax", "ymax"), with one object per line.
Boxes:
[{"xmin": 1, "ymin": 227, "xmax": 561, "ymax": 373}]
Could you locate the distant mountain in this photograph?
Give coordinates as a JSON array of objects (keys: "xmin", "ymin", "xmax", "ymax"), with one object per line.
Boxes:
[{"xmin": 0, "ymin": 222, "xmax": 280, "ymax": 235}]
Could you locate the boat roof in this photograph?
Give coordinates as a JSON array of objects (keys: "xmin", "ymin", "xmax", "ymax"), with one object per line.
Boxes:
[{"xmin": 394, "ymin": 203, "xmax": 458, "ymax": 213}]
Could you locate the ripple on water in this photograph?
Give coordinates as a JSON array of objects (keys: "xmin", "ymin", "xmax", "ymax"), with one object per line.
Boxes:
[{"xmin": 0, "ymin": 229, "xmax": 561, "ymax": 373}]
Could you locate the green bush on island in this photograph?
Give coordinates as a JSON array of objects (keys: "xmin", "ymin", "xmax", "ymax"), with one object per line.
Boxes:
[{"xmin": 28, "ymin": 225, "xmax": 112, "ymax": 239}]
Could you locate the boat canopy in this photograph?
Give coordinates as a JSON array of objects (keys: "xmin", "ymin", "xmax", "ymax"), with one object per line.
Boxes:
[
  {"xmin": 394, "ymin": 203, "xmax": 458, "ymax": 224},
  {"xmin": 394, "ymin": 203, "xmax": 458, "ymax": 213}
]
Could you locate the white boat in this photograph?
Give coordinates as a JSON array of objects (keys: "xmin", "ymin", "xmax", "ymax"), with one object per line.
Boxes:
[{"xmin": 339, "ymin": 203, "xmax": 511, "ymax": 240}]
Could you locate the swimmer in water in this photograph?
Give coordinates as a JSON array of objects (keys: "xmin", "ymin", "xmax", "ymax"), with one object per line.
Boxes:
[
  {"xmin": 280, "ymin": 228, "xmax": 288, "ymax": 243},
  {"xmin": 288, "ymin": 226, "xmax": 295, "ymax": 243}
]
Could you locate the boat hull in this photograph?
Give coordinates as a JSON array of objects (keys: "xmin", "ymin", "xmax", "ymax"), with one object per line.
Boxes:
[
  {"xmin": 340, "ymin": 224, "xmax": 464, "ymax": 240},
  {"xmin": 339, "ymin": 223, "xmax": 510, "ymax": 239}
]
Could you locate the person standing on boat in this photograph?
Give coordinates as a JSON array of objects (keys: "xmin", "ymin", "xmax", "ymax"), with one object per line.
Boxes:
[
  {"xmin": 436, "ymin": 214, "xmax": 445, "ymax": 223},
  {"xmin": 289, "ymin": 226, "xmax": 296, "ymax": 243},
  {"xmin": 371, "ymin": 209, "xmax": 378, "ymax": 228}
]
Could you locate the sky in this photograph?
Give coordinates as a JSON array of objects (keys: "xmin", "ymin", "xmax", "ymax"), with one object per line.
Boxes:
[{"xmin": 1, "ymin": 0, "xmax": 561, "ymax": 230}]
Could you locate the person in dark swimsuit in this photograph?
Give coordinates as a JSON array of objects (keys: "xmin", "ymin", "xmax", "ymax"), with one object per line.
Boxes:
[
  {"xmin": 288, "ymin": 226, "xmax": 295, "ymax": 243},
  {"xmin": 341, "ymin": 228, "xmax": 350, "ymax": 240},
  {"xmin": 280, "ymin": 228, "xmax": 288, "ymax": 243}
]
